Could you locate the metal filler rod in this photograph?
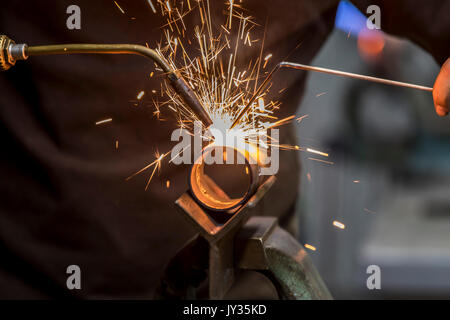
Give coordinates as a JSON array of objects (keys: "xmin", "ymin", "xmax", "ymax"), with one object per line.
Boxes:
[{"xmin": 230, "ymin": 61, "xmax": 434, "ymax": 129}]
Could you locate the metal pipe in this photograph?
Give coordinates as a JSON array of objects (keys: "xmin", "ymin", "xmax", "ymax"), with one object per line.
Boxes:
[{"xmin": 189, "ymin": 145, "xmax": 261, "ymax": 212}]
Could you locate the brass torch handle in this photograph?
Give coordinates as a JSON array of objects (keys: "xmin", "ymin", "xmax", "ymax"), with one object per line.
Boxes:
[{"xmin": 26, "ymin": 43, "xmax": 172, "ymax": 73}]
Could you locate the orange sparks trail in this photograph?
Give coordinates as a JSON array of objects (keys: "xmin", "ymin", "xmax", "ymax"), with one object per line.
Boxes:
[
  {"xmin": 147, "ymin": 0, "xmax": 157, "ymax": 13},
  {"xmin": 308, "ymin": 157, "xmax": 334, "ymax": 165},
  {"xmin": 263, "ymin": 53, "xmax": 272, "ymax": 69},
  {"xmin": 96, "ymin": 118, "xmax": 112, "ymax": 125},
  {"xmin": 114, "ymin": 1, "xmax": 125, "ymax": 14},
  {"xmin": 296, "ymin": 114, "xmax": 309, "ymax": 123},
  {"xmin": 333, "ymin": 220, "xmax": 346, "ymax": 229},
  {"xmin": 123, "ymin": 0, "xmax": 309, "ymax": 188},
  {"xmin": 304, "ymin": 244, "xmax": 316, "ymax": 251},
  {"xmin": 306, "ymin": 148, "xmax": 329, "ymax": 157},
  {"xmin": 126, "ymin": 151, "xmax": 170, "ymax": 190}
]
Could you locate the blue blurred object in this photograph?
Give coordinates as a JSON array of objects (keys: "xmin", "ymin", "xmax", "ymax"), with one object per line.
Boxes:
[
  {"xmin": 408, "ymin": 136, "xmax": 450, "ymax": 175},
  {"xmin": 335, "ymin": 1, "xmax": 368, "ymax": 36}
]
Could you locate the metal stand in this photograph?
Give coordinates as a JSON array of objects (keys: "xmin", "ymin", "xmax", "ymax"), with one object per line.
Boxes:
[{"xmin": 155, "ymin": 176, "xmax": 332, "ymax": 300}]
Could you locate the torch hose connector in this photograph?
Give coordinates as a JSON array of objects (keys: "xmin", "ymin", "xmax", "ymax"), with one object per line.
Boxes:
[{"xmin": 0, "ymin": 35, "xmax": 28, "ymax": 71}]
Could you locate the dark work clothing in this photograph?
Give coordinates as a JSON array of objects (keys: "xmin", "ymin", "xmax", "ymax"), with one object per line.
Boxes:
[
  {"xmin": 0, "ymin": 0, "xmax": 448, "ymax": 298},
  {"xmin": 0, "ymin": 0, "xmax": 337, "ymax": 298}
]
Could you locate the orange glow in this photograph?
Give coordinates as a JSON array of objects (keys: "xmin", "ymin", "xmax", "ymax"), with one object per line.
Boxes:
[{"xmin": 357, "ymin": 29, "xmax": 385, "ymax": 61}]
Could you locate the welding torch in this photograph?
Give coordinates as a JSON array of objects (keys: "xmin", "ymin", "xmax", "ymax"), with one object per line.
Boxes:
[{"xmin": 0, "ymin": 35, "xmax": 213, "ymax": 128}]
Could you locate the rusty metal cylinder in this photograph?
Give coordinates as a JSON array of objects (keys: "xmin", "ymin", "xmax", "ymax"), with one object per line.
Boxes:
[{"xmin": 189, "ymin": 145, "xmax": 261, "ymax": 212}]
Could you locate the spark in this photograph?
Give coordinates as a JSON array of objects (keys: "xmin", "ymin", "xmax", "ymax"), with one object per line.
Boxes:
[
  {"xmin": 263, "ymin": 53, "xmax": 272, "ymax": 68},
  {"xmin": 268, "ymin": 115, "xmax": 296, "ymax": 128},
  {"xmin": 228, "ymin": 0, "xmax": 233, "ymax": 29},
  {"xmin": 137, "ymin": 91, "xmax": 145, "ymax": 100},
  {"xmin": 258, "ymin": 98, "xmax": 265, "ymax": 112},
  {"xmin": 353, "ymin": 180, "xmax": 360, "ymax": 183},
  {"xmin": 126, "ymin": 151, "xmax": 170, "ymax": 190},
  {"xmin": 147, "ymin": 0, "xmax": 157, "ymax": 13},
  {"xmin": 296, "ymin": 114, "xmax": 309, "ymax": 123},
  {"xmin": 306, "ymin": 172, "xmax": 311, "ymax": 182},
  {"xmin": 364, "ymin": 208, "xmax": 376, "ymax": 214},
  {"xmin": 333, "ymin": 220, "xmax": 346, "ymax": 229},
  {"xmin": 96, "ymin": 118, "xmax": 112, "ymax": 125},
  {"xmin": 304, "ymin": 244, "xmax": 316, "ymax": 251},
  {"xmin": 115, "ymin": 140, "xmax": 119, "ymax": 149},
  {"xmin": 316, "ymin": 91, "xmax": 327, "ymax": 97},
  {"xmin": 166, "ymin": 180, "xmax": 170, "ymax": 188},
  {"xmin": 114, "ymin": 1, "xmax": 125, "ymax": 14},
  {"xmin": 221, "ymin": 25, "xmax": 231, "ymax": 34},
  {"xmin": 308, "ymin": 157, "xmax": 334, "ymax": 165},
  {"xmin": 306, "ymin": 148, "xmax": 329, "ymax": 157}
]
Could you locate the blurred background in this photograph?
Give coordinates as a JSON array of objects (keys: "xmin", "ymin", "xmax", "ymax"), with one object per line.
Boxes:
[{"xmin": 296, "ymin": 1, "xmax": 449, "ymax": 299}]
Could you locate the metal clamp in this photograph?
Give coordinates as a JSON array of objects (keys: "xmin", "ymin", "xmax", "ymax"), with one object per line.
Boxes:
[
  {"xmin": 236, "ymin": 216, "xmax": 331, "ymax": 299},
  {"xmin": 156, "ymin": 175, "xmax": 332, "ymax": 299}
]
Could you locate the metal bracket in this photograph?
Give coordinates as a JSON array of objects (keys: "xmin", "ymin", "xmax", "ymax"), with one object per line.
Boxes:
[{"xmin": 175, "ymin": 176, "xmax": 276, "ymax": 299}]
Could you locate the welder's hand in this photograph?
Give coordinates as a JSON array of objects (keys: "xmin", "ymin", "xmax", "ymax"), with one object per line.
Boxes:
[{"xmin": 433, "ymin": 57, "xmax": 450, "ymax": 117}]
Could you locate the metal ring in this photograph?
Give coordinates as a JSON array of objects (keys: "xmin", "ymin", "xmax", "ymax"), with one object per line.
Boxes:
[{"xmin": 189, "ymin": 145, "xmax": 260, "ymax": 212}]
